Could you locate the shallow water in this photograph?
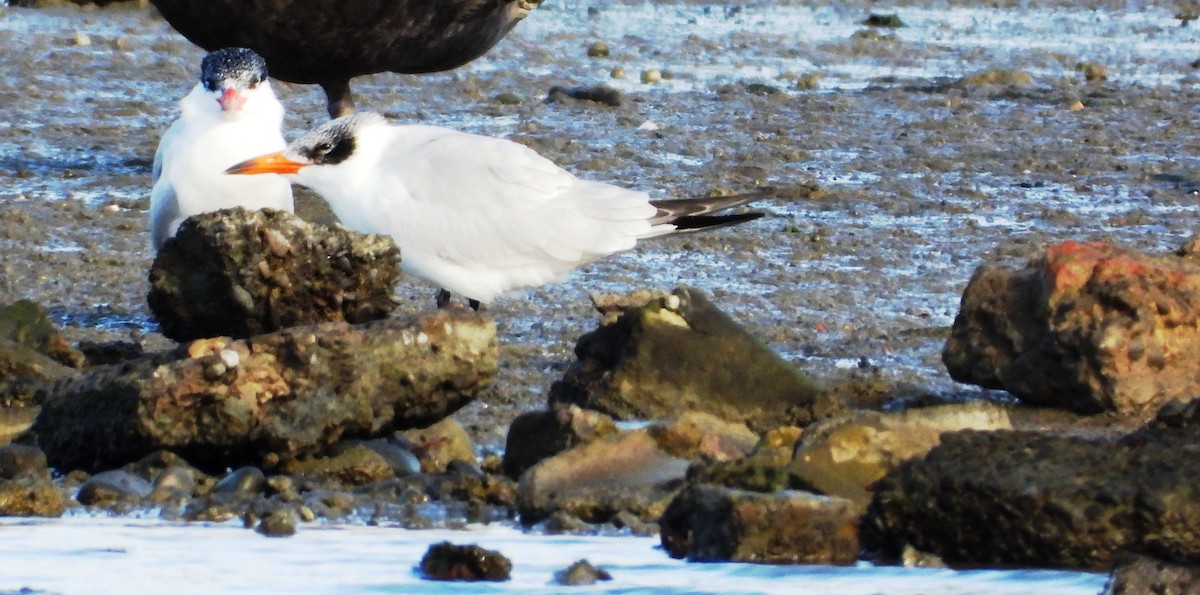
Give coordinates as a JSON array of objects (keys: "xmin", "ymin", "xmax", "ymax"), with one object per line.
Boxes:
[
  {"xmin": 0, "ymin": 0, "xmax": 1196, "ymax": 590},
  {"xmin": 0, "ymin": 515, "xmax": 1108, "ymax": 594}
]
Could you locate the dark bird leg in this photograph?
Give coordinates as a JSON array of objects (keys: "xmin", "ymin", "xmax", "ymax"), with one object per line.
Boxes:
[
  {"xmin": 435, "ymin": 288, "xmax": 481, "ymax": 311},
  {"xmin": 320, "ymin": 79, "xmax": 355, "ymax": 118}
]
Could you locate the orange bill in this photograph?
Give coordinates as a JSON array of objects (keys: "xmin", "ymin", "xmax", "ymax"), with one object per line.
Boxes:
[{"xmin": 225, "ymin": 152, "xmax": 307, "ymax": 175}]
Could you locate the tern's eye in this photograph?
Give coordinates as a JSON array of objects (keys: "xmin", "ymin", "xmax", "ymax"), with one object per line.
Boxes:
[{"xmin": 316, "ymin": 142, "xmax": 333, "ymax": 154}]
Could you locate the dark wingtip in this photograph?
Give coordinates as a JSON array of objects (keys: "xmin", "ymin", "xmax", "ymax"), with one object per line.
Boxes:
[{"xmin": 670, "ymin": 211, "xmax": 764, "ymax": 232}]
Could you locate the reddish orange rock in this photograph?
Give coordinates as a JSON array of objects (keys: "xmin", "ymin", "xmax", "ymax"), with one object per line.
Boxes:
[{"xmin": 944, "ymin": 238, "xmax": 1200, "ymax": 416}]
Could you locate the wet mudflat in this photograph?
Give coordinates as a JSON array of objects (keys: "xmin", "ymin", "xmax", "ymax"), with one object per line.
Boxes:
[{"xmin": 0, "ymin": 0, "xmax": 1198, "ymax": 452}]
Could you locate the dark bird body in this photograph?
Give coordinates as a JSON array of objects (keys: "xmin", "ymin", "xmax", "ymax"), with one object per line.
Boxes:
[{"xmin": 150, "ymin": 0, "xmax": 541, "ymax": 116}]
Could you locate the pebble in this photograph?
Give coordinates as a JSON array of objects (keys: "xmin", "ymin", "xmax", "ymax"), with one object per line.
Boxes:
[
  {"xmin": 76, "ymin": 470, "xmax": 153, "ymax": 507},
  {"xmin": 641, "ymin": 68, "xmax": 662, "ymax": 84},
  {"xmin": 554, "ymin": 559, "xmax": 613, "ymax": 586},
  {"xmin": 0, "ymin": 444, "xmax": 49, "ymax": 480},
  {"xmin": 212, "ymin": 466, "xmax": 267, "ymax": 495}
]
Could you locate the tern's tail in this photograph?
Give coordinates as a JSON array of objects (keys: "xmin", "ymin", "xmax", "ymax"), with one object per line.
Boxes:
[{"xmin": 649, "ymin": 192, "xmax": 766, "ymax": 233}]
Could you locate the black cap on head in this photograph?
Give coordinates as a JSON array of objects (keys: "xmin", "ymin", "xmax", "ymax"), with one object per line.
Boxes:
[{"xmin": 200, "ymin": 47, "xmax": 268, "ymax": 92}]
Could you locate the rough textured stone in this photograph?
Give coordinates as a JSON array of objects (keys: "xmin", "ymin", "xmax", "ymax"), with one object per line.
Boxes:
[
  {"xmin": 148, "ymin": 208, "xmax": 401, "ymax": 342},
  {"xmin": 690, "ymin": 426, "xmax": 802, "ymax": 493},
  {"xmin": 397, "ymin": 418, "xmax": 476, "ymax": 474},
  {"xmin": 0, "ymin": 475, "xmax": 66, "ymax": 517},
  {"xmin": 553, "ymin": 559, "xmax": 613, "ymax": 586},
  {"xmin": 789, "ymin": 403, "xmax": 1012, "ymax": 508},
  {"xmin": 31, "ymin": 310, "xmax": 496, "ymax": 473},
  {"xmin": 277, "ymin": 443, "xmax": 396, "ymax": 485},
  {"xmin": 0, "ymin": 407, "xmax": 38, "ymax": 447},
  {"xmin": 550, "ymin": 287, "xmax": 840, "ymax": 431},
  {"xmin": 419, "ymin": 542, "xmax": 512, "ymax": 581},
  {"xmin": 502, "ymin": 405, "xmax": 618, "ymax": 478},
  {"xmin": 0, "ymin": 444, "xmax": 49, "ymax": 480},
  {"xmin": 1104, "ymin": 555, "xmax": 1200, "ymax": 595},
  {"xmin": 944, "ymin": 240, "xmax": 1200, "ymax": 415},
  {"xmin": 864, "ymin": 428, "xmax": 1200, "ymax": 570},
  {"xmin": 0, "ymin": 300, "xmax": 85, "ymax": 370},
  {"xmin": 660, "ymin": 484, "xmax": 859, "ymax": 565}
]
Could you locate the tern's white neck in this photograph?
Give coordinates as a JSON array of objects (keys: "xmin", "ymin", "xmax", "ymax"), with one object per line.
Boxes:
[{"xmin": 291, "ymin": 122, "xmax": 398, "ymax": 232}]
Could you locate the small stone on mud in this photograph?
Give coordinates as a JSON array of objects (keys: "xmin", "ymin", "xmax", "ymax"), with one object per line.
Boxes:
[
  {"xmin": 72, "ymin": 32, "xmax": 90, "ymax": 46},
  {"xmin": 1078, "ymin": 62, "xmax": 1107, "ymax": 81},
  {"xmin": 256, "ymin": 508, "xmax": 298, "ymax": 537},
  {"xmin": 863, "ymin": 13, "xmax": 904, "ymax": 28},
  {"xmin": 610, "ymin": 66, "xmax": 626, "ymax": 79},
  {"xmin": 641, "ymin": 68, "xmax": 662, "ymax": 84},
  {"xmin": 554, "ymin": 559, "xmax": 613, "ymax": 585},
  {"xmin": 586, "ymin": 41, "xmax": 609, "ymax": 58},
  {"xmin": 547, "ymin": 85, "xmax": 621, "ymax": 107},
  {"xmin": 419, "ymin": 542, "xmax": 512, "ymax": 581},
  {"xmin": 492, "ymin": 92, "xmax": 521, "ymax": 105}
]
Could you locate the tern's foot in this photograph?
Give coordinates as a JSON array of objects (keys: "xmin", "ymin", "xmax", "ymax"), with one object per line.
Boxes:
[{"xmin": 435, "ymin": 288, "xmax": 482, "ymax": 311}]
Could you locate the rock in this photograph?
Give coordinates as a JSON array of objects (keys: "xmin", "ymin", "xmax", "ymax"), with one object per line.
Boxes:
[
  {"xmin": 76, "ymin": 469, "xmax": 153, "ymax": 507},
  {"xmin": 1104, "ymin": 555, "xmax": 1200, "ymax": 595},
  {"xmin": 0, "ymin": 475, "xmax": 66, "ymax": 517},
  {"xmin": 554, "ymin": 559, "xmax": 613, "ymax": 586},
  {"xmin": 256, "ymin": 508, "xmax": 298, "ymax": 537},
  {"xmin": 212, "ymin": 467, "xmax": 267, "ymax": 496},
  {"xmin": 0, "ymin": 444, "xmax": 49, "ymax": 480},
  {"xmin": 957, "ymin": 69, "xmax": 1034, "ymax": 87},
  {"xmin": 32, "ymin": 310, "xmax": 496, "ymax": 472},
  {"xmin": 147, "ymin": 208, "xmax": 401, "ymax": 342},
  {"xmin": 419, "ymin": 542, "xmax": 512, "ymax": 581},
  {"xmin": 516, "ymin": 427, "xmax": 690, "ymax": 525},
  {"xmin": 515, "ymin": 412, "xmax": 754, "ymax": 524},
  {"xmin": 863, "ymin": 13, "xmax": 904, "ymax": 28},
  {"xmin": 151, "ymin": 466, "xmax": 197, "ymax": 498},
  {"xmin": 277, "ymin": 443, "xmax": 396, "ymax": 485},
  {"xmin": 863, "ymin": 428, "xmax": 1200, "ymax": 570},
  {"xmin": 690, "ymin": 426, "xmax": 801, "ymax": 493},
  {"xmin": 550, "ymin": 287, "xmax": 839, "ymax": 431},
  {"xmin": 944, "ymin": 240, "xmax": 1200, "ymax": 415},
  {"xmin": 648, "ymin": 411, "xmax": 759, "ymax": 462},
  {"xmin": 788, "ymin": 403, "xmax": 1012, "ymax": 508},
  {"xmin": 355, "ymin": 439, "xmax": 422, "ymax": 477},
  {"xmin": 0, "ymin": 300, "xmax": 85, "ymax": 369},
  {"xmin": 660, "ymin": 484, "xmax": 859, "ymax": 564},
  {"xmin": 502, "ymin": 405, "xmax": 618, "ymax": 478},
  {"xmin": 397, "ymin": 418, "xmax": 476, "ymax": 474},
  {"xmin": 585, "ymin": 41, "xmax": 609, "ymax": 57},
  {"xmin": 546, "ymin": 85, "xmax": 622, "ymax": 107},
  {"xmin": 1079, "ymin": 62, "xmax": 1108, "ymax": 81},
  {"xmin": 0, "ymin": 406, "xmax": 39, "ymax": 446},
  {"xmin": 0, "ymin": 339, "xmax": 76, "ymax": 384}
]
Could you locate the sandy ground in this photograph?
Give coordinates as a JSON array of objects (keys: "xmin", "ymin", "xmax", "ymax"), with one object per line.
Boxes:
[{"xmin": 0, "ymin": 0, "xmax": 1197, "ymax": 450}]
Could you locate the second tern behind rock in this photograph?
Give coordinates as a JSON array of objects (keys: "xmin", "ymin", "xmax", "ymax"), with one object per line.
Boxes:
[
  {"xmin": 149, "ymin": 47, "xmax": 294, "ymax": 250},
  {"xmin": 226, "ymin": 112, "xmax": 764, "ymax": 308}
]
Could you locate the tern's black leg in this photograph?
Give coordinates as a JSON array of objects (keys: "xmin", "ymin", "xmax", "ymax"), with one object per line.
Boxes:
[
  {"xmin": 435, "ymin": 288, "xmax": 482, "ymax": 311},
  {"xmin": 436, "ymin": 288, "xmax": 452, "ymax": 308},
  {"xmin": 320, "ymin": 79, "xmax": 354, "ymax": 118}
]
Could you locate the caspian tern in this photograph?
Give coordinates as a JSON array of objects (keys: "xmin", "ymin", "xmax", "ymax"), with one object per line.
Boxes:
[
  {"xmin": 149, "ymin": 47, "xmax": 294, "ymax": 250},
  {"xmin": 149, "ymin": 0, "xmax": 544, "ymax": 117},
  {"xmin": 225, "ymin": 112, "xmax": 763, "ymax": 309}
]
